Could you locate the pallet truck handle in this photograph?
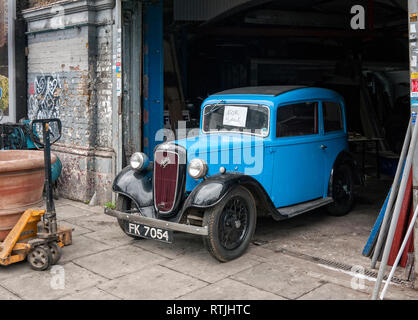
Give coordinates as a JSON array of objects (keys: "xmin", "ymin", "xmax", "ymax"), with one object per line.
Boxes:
[
  {"xmin": 29, "ymin": 118, "xmax": 62, "ymax": 147},
  {"xmin": 29, "ymin": 118, "xmax": 62, "ymax": 235}
]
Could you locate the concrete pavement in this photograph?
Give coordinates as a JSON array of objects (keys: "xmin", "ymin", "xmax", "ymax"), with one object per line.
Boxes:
[{"xmin": 1, "ymin": 179, "xmax": 418, "ymax": 300}]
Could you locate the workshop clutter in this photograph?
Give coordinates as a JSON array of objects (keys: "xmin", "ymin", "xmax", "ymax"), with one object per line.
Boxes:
[{"xmin": 363, "ymin": 117, "xmax": 418, "ymax": 299}]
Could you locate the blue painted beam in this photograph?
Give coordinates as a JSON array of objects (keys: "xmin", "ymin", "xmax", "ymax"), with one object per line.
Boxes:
[
  {"xmin": 143, "ymin": 0, "xmax": 164, "ymax": 159},
  {"xmin": 362, "ymin": 189, "xmax": 390, "ymax": 257}
]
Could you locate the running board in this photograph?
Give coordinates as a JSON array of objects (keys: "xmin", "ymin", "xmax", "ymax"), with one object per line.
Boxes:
[{"xmin": 277, "ymin": 197, "xmax": 333, "ymax": 218}]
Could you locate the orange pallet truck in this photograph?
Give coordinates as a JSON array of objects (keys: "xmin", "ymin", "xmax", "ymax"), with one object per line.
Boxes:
[{"xmin": 0, "ymin": 119, "xmax": 72, "ymax": 270}]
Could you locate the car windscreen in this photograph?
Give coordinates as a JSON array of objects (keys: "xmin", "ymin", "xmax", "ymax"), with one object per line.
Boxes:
[{"xmin": 202, "ymin": 104, "xmax": 269, "ymax": 137}]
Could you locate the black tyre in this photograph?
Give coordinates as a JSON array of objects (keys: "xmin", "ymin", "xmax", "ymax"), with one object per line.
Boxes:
[
  {"xmin": 203, "ymin": 186, "xmax": 257, "ymax": 262},
  {"xmin": 27, "ymin": 245, "xmax": 52, "ymax": 271},
  {"xmin": 116, "ymin": 195, "xmax": 143, "ymax": 240},
  {"xmin": 48, "ymin": 242, "xmax": 62, "ymax": 265},
  {"xmin": 327, "ymin": 164, "xmax": 354, "ymax": 216}
]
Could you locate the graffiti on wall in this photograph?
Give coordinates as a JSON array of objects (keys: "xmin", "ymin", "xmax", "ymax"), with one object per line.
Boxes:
[
  {"xmin": 0, "ymin": 75, "xmax": 9, "ymax": 117},
  {"xmin": 28, "ymin": 74, "xmax": 62, "ymax": 120}
]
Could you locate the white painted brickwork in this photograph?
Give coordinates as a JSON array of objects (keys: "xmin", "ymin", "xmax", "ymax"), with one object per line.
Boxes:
[{"xmin": 23, "ymin": 0, "xmax": 116, "ymax": 204}]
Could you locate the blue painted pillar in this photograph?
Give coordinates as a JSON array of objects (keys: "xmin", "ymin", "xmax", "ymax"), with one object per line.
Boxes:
[{"xmin": 143, "ymin": 0, "xmax": 164, "ymax": 158}]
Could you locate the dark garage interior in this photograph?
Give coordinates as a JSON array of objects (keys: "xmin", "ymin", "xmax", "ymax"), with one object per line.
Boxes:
[{"xmin": 162, "ymin": 0, "xmax": 409, "ymax": 180}]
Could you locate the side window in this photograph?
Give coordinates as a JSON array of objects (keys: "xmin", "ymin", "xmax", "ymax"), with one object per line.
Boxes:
[
  {"xmin": 276, "ymin": 102, "xmax": 318, "ymax": 138},
  {"xmin": 323, "ymin": 102, "xmax": 343, "ymax": 133}
]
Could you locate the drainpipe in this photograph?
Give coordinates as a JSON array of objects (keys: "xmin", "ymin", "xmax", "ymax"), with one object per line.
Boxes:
[
  {"xmin": 409, "ymin": 0, "xmax": 418, "ymax": 289},
  {"xmin": 112, "ymin": 0, "xmax": 123, "ymax": 202},
  {"xmin": 7, "ymin": 0, "xmax": 16, "ymax": 123}
]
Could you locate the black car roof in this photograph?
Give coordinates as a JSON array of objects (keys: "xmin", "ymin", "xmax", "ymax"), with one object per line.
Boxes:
[{"xmin": 213, "ymin": 86, "xmax": 307, "ymax": 97}]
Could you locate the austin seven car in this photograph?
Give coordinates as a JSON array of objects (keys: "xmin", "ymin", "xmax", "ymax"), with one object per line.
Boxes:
[{"xmin": 104, "ymin": 86, "xmax": 360, "ymax": 262}]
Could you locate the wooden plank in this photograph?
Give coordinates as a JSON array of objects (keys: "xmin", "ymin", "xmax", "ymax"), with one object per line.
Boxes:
[{"xmin": 388, "ymin": 171, "xmax": 412, "ymax": 266}]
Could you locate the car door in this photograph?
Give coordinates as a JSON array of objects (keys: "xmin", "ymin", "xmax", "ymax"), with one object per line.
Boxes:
[
  {"xmin": 271, "ymin": 101, "xmax": 325, "ymax": 208},
  {"xmin": 321, "ymin": 101, "xmax": 349, "ymax": 185}
]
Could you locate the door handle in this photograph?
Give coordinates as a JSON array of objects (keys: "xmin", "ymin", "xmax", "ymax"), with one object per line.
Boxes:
[{"xmin": 320, "ymin": 144, "xmax": 328, "ymax": 150}]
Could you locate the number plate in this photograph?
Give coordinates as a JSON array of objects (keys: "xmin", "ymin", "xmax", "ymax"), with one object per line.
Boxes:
[{"xmin": 126, "ymin": 222, "xmax": 173, "ymax": 243}]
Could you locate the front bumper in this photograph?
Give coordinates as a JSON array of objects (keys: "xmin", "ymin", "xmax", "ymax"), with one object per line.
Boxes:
[{"xmin": 104, "ymin": 207, "xmax": 208, "ymax": 236}]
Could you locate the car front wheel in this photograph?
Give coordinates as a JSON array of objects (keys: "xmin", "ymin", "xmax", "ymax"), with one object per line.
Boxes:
[
  {"xmin": 116, "ymin": 195, "xmax": 144, "ymax": 240},
  {"xmin": 327, "ymin": 164, "xmax": 354, "ymax": 216},
  {"xmin": 202, "ymin": 186, "xmax": 256, "ymax": 262}
]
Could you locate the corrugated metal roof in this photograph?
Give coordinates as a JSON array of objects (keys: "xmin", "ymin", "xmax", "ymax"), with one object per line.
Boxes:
[{"xmin": 174, "ymin": 0, "xmax": 252, "ymax": 21}]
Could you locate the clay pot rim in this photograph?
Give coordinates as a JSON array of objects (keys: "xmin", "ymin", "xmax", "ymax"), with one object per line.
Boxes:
[{"xmin": 0, "ymin": 150, "xmax": 57, "ymax": 174}]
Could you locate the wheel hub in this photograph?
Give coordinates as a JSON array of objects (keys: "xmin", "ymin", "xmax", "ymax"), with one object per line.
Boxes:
[
  {"xmin": 334, "ymin": 169, "xmax": 352, "ymax": 205},
  {"xmin": 218, "ymin": 197, "xmax": 249, "ymax": 250},
  {"xmin": 234, "ymin": 220, "xmax": 242, "ymax": 229}
]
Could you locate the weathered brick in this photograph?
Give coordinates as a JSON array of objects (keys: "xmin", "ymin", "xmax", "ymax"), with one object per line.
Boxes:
[{"xmin": 24, "ymin": 0, "xmax": 115, "ymax": 204}]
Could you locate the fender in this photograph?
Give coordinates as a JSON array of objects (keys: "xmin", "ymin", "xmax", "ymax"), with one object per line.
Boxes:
[
  {"xmin": 112, "ymin": 165, "xmax": 153, "ymax": 209},
  {"xmin": 181, "ymin": 173, "xmax": 286, "ymax": 220},
  {"xmin": 328, "ymin": 151, "xmax": 364, "ymax": 197}
]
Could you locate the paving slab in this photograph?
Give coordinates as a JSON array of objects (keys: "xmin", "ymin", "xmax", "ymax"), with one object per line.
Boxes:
[
  {"xmin": 257, "ymin": 213, "xmax": 375, "ymax": 268},
  {"xmin": 284, "ymin": 256, "xmax": 418, "ymax": 300},
  {"xmin": 59, "ymin": 286, "xmax": 121, "ymax": 300},
  {"xmin": 58, "ymin": 234, "xmax": 112, "ymax": 264},
  {"xmin": 0, "ymin": 262, "xmax": 107, "ymax": 300},
  {"xmin": 0, "ymin": 262, "xmax": 33, "ymax": 281},
  {"xmin": 247, "ymin": 245, "xmax": 276, "ymax": 262},
  {"xmin": 298, "ymin": 283, "xmax": 369, "ymax": 300},
  {"xmin": 83, "ymin": 225, "xmax": 137, "ymax": 247},
  {"xmin": 132, "ymin": 233, "xmax": 206, "ymax": 260},
  {"xmin": 264, "ymin": 252, "xmax": 376, "ymax": 298},
  {"xmin": 178, "ymin": 278, "xmax": 285, "ymax": 300},
  {"xmin": 73, "ymin": 244, "xmax": 167, "ymax": 279},
  {"xmin": 56, "ymin": 199, "xmax": 104, "ymax": 215},
  {"xmin": 0, "ymin": 285, "xmax": 21, "ymax": 300},
  {"xmin": 383, "ymin": 285, "xmax": 418, "ymax": 300},
  {"xmin": 231, "ymin": 262, "xmax": 325, "ymax": 299},
  {"xmin": 65, "ymin": 211, "xmax": 117, "ymax": 231},
  {"xmin": 98, "ymin": 265, "xmax": 207, "ymax": 300},
  {"xmin": 55, "ymin": 205, "xmax": 92, "ymax": 221},
  {"xmin": 162, "ymin": 251, "xmax": 261, "ymax": 283},
  {"xmin": 57, "ymin": 220, "xmax": 93, "ymax": 237}
]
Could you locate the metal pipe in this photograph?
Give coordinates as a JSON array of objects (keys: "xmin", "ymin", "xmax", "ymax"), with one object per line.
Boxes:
[
  {"xmin": 371, "ymin": 120, "xmax": 412, "ymax": 268},
  {"xmin": 372, "ymin": 118, "xmax": 418, "ymax": 300},
  {"xmin": 25, "ymin": 21, "xmax": 113, "ymax": 36},
  {"xmin": 113, "ymin": 0, "xmax": 123, "ymax": 175},
  {"xmin": 7, "ymin": 0, "xmax": 16, "ymax": 123},
  {"xmin": 380, "ymin": 204, "xmax": 418, "ymax": 300}
]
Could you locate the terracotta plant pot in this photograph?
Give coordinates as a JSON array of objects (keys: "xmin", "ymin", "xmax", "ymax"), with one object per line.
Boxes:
[{"xmin": 0, "ymin": 150, "xmax": 56, "ymax": 241}]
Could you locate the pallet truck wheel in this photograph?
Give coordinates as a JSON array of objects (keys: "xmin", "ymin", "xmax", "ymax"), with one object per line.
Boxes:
[
  {"xmin": 48, "ymin": 242, "xmax": 62, "ymax": 265},
  {"xmin": 27, "ymin": 245, "xmax": 53, "ymax": 271}
]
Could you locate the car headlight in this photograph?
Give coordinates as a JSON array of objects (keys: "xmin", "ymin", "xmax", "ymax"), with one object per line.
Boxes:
[
  {"xmin": 188, "ymin": 159, "xmax": 208, "ymax": 180},
  {"xmin": 130, "ymin": 152, "xmax": 149, "ymax": 171}
]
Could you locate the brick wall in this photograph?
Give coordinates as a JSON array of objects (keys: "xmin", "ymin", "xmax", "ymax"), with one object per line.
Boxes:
[{"xmin": 23, "ymin": 0, "xmax": 115, "ymax": 204}]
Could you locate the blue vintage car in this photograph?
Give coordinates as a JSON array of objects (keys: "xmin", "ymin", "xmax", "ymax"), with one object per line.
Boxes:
[{"xmin": 105, "ymin": 86, "xmax": 360, "ymax": 262}]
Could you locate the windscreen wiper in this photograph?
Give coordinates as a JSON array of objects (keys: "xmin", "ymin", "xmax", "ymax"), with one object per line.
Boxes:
[{"xmin": 203, "ymin": 100, "xmax": 226, "ymax": 116}]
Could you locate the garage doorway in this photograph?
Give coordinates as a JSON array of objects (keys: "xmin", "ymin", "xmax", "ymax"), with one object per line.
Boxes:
[{"xmin": 162, "ymin": 0, "xmax": 408, "ymax": 179}]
